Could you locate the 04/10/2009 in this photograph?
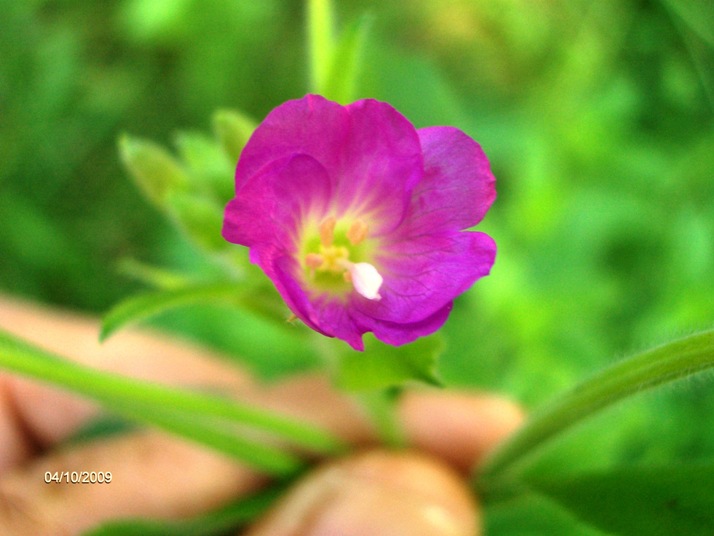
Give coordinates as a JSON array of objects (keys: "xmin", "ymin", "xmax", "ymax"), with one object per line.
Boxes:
[{"xmin": 44, "ymin": 471, "xmax": 112, "ymax": 484}]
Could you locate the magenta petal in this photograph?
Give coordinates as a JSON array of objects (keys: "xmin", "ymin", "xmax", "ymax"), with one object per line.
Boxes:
[
  {"xmin": 235, "ymin": 95, "xmax": 422, "ymax": 231},
  {"xmin": 269, "ymin": 255, "xmax": 326, "ymax": 335},
  {"xmin": 337, "ymin": 99, "xmax": 423, "ymax": 232},
  {"xmin": 223, "ymin": 96, "xmax": 498, "ymax": 350},
  {"xmin": 235, "ymin": 95, "xmax": 346, "ymax": 192},
  {"xmin": 313, "ymin": 299, "xmax": 368, "ymax": 351},
  {"xmin": 259, "ymin": 250, "xmax": 368, "ymax": 351},
  {"xmin": 222, "ymin": 154, "xmax": 331, "ymax": 249},
  {"xmin": 414, "ymin": 126, "xmax": 496, "ymax": 232},
  {"xmin": 369, "ymin": 302, "xmax": 453, "ymax": 346},
  {"xmin": 357, "ymin": 231, "xmax": 497, "ymax": 324},
  {"xmin": 271, "ymin": 258, "xmax": 368, "ymax": 350}
]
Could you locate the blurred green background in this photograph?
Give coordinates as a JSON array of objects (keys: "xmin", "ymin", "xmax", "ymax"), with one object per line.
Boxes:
[{"xmin": 1, "ymin": 0, "xmax": 713, "ymax": 530}]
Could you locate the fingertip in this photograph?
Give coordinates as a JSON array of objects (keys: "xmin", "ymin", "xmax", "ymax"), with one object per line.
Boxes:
[
  {"xmin": 246, "ymin": 450, "xmax": 479, "ymax": 536},
  {"xmin": 399, "ymin": 391, "xmax": 525, "ymax": 473}
]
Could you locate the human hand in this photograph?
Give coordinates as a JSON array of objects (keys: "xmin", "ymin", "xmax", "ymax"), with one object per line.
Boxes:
[{"xmin": 0, "ymin": 296, "xmax": 523, "ymax": 535}]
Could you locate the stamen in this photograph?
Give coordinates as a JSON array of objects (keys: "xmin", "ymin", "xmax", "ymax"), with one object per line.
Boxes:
[
  {"xmin": 346, "ymin": 219, "xmax": 368, "ymax": 245},
  {"xmin": 305, "ymin": 253, "xmax": 324, "ymax": 269},
  {"xmin": 319, "ymin": 216, "xmax": 336, "ymax": 247},
  {"xmin": 347, "ymin": 262, "xmax": 383, "ymax": 301},
  {"xmin": 304, "ymin": 217, "xmax": 379, "ymax": 295}
]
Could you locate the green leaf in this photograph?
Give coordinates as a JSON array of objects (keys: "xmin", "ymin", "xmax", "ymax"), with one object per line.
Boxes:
[
  {"xmin": 478, "ymin": 329, "xmax": 714, "ymax": 486},
  {"xmin": 486, "ymin": 490, "xmax": 611, "ymax": 536},
  {"xmin": 335, "ymin": 334, "xmax": 444, "ymax": 391},
  {"xmin": 86, "ymin": 484, "xmax": 288, "ymax": 535},
  {"xmin": 67, "ymin": 415, "xmax": 137, "ymax": 445},
  {"xmin": 118, "ymin": 134, "xmax": 187, "ymax": 208},
  {"xmin": 212, "ymin": 108, "xmax": 256, "ymax": 164},
  {"xmin": 662, "ymin": 0, "xmax": 714, "ymax": 47},
  {"xmin": 115, "ymin": 258, "xmax": 194, "ymax": 289},
  {"xmin": 100, "ymin": 282, "xmax": 241, "ymax": 341},
  {"xmin": 322, "ymin": 14, "xmax": 372, "ymax": 104},
  {"xmin": 83, "ymin": 477, "xmax": 291, "ymax": 536},
  {"xmin": 527, "ymin": 463, "xmax": 714, "ymax": 536}
]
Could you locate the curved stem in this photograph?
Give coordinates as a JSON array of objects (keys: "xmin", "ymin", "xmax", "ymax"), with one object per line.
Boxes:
[
  {"xmin": 478, "ymin": 329, "xmax": 714, "ymax": 487},
  {"xmin": 0, "ymin": 328, "xmax": 347, "ymax": 475}
]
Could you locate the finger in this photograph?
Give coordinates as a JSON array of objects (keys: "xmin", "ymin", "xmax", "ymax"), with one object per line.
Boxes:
[
  {"xmin": 0, "ymin": 295, "xmax": 524, "ymax": 475},
  {"xmin": 244, "ymin": 449, "xmax": 479, "ymax": 536},
  {"xmin": 0, "ymin": 430, "xmax": 267, "ymax": 536},
  {"xmin": 0, "ymin": 295, "xmax": 252, "ymax": 391},
  {"xmin": 0, "ymin": 295, "xmax": 252, "ymax": 470},
  {"xmin": 400, "ymin": 390, "xmax": 524, "ymax": 473},
  {"xmin": 250, "ymin": 375, "xmax": 524, "ymax": 472},
  {"xmin": 0, "ymin": 297, "xmax": 520, "ymax": 534}
]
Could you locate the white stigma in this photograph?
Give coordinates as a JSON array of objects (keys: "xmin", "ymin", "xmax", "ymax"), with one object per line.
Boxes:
[{"xmin": 348, "ymin": 262, "xmax": 383, "ymax": 301}]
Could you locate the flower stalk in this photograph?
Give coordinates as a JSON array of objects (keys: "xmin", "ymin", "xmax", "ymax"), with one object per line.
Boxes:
[
  {"xmin": 0, "ymin": 328, "xmax": 347, "ymax": 475},
  {"xmin": 478, "ymin": 329, "xmax": 714, "ymax": 489}
]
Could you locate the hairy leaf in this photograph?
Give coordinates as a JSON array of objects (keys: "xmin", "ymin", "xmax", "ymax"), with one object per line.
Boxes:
[{"xmin": 528, "ymin": 463, "xmax": 714, "ymax": 535}]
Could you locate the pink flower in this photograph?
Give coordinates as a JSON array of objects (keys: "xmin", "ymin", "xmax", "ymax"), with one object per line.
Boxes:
[{"xmin": 223, "ymin": 95, "xmax": 496, "ymax": 350}]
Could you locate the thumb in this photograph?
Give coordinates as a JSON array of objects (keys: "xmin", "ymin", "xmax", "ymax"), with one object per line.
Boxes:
[{"xmin": 245, "ymin": 450, "xmax": 479, "ymax": 536}]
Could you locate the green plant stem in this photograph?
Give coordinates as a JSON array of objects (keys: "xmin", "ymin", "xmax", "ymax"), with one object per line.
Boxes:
[
  {"xmin": 0, "ymin": 328, "xmax": 347, "ymax": 474},
  {"xmin": 478, "ymin": 329, "xmax": 714, "ymax": 488},
  {"xmin": 115, "ymin": 401, "xmax": 303, "ymax": 475},
  {"xmin": 356, "ymin": 388, "xmax": 407, "ymax": 448},
  {"xmin": 307, "ymin": 0, "xmax": 334, "ymax": 93}
]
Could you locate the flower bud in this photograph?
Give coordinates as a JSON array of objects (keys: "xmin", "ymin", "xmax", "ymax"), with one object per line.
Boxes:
[
  {"xmin": 174, "ymin": 131, "xmax": 234, "ymax": 201},
  {"xmin": 119, "ymin": 134, "xmax": 187, "ymax": 208},
  {"xmin": 166, "ymin": 191, "xmax": 227, "ymax": 253},
  {"xmin": 212, "ymin": 109, "xmax": 256, "ymax": 163}
]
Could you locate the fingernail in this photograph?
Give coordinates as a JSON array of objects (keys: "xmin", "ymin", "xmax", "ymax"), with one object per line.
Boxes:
[{"xmin": 247, "ymin": 450, "xmax": 478, "ymax": 536}]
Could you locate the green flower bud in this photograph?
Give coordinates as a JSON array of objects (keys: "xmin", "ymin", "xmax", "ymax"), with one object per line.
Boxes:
[
  {"xmin": 173, "ymin": 131, "xmax": 234, "ymax": 202},
  {"xmin": 212, "ymin": 109, "xmax": 256, "ymax": 164},
  {"xmin": 119, "ymin": 134, "xmax": 187, "ymax": 208},
  {"xmin": 166, "ymin": 191, "xmax": 227, "ymax": 253}
]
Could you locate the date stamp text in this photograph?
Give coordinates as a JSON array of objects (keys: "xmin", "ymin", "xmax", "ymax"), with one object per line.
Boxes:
[{"xmin": 44, "ymin": 471, "xmax": 112, "ymax": 484}]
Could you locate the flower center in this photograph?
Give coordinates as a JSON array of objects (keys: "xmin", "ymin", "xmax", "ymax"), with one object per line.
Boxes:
[{"xmin": 302, "ymin": 216, "xmax": 383, "ymax": 301}]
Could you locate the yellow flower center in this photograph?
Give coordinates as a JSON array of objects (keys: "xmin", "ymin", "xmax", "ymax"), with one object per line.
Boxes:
[{"xmin": 301, "ymin": 216, "xmax": 382, "ymax": 300}]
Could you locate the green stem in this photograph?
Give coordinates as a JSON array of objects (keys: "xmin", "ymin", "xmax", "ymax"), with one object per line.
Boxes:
[
  {"xmin": 307, "ymin": 0, "xmax": 334, "ymax": 93},
  {"xmin": 0, "ymin": 328, "xmax": 347, "ymax": 474},
  {"xmin": 357, "ymin": 388, "xmax": 407, "ymax": 448},
  {"xmin": 478, "ymin": 329, "xmax": 714, "ymax": 486},
  {"xmin": 116, "ymin": 401, "xmax": 304, "ymax": 475}
]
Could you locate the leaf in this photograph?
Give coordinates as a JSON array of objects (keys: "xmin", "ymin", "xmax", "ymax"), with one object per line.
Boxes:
[
  {"xmin": 662, "ymin": 0, "xmax": 714, "ymax": 47},
  {"xmin": 115, "ymin": 257, "xmax": 194, "ymax": 289},
  {"xmin": 83, "ymin": 480, "xmax": 290, "ymax": 536},
  {"xmin": 323, "ymin": 13, "xmax": 372, "ymax": 104},
  {"xmin": 335, "ymin": 334, "xmax": 444, "ymax": 391},
  {"xmin": 486, "ymin": 490, "xmax": 611, "ymax": 536},
  {"xmin": 100, "ymin": 282, "xmax": 241, "ymax": 341},
  {"xmin": 67, "ymin": 415, "xmax": 137, "ymax": 445},
  {"xmin": 527, "ymin": 463, "xmax": 714, "ymax": 536}
]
